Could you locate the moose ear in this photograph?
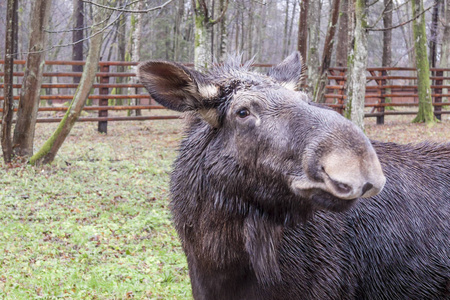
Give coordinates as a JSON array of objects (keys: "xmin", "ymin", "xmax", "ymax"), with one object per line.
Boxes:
[
  {"xmin": 137, "ymin": 61, "xmax": 219, "ymax": 112},
  {"xmin": 267, "ymin": 51, "xmax": 305, "ymax": 91}
]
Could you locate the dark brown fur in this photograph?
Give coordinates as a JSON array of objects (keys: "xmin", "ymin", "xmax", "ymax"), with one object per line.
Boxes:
[{"xmin": 138, "ymin": 53, "xmax": 450, "ymax": 299}]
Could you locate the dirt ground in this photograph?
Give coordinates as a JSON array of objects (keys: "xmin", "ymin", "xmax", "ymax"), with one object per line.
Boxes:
[{"xmin": 364, "ymin": 114, "xmax": 450, "ymax": 144}]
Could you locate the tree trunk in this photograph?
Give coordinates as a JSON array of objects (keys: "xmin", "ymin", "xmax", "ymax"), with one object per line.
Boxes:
[
  {"xmin": 313, "ymin": 0, "xmax": 341, "ymax": 103},
  {"xmin": 306, "ymin": 0, "xmax": 321, "ymax": 96},
  {"xmin": 297, "ymin": 0, "xmax": 309, "ymax": 62},
  {"xmin": 441, "ymin": 0, "xmax": 450, "ymax": 102},
  {"xmin": 12, "ymin": 0, "xmax": 53, "ymax": 158},
  {"xmin": 72, "ymin": 0, "xmax": 84, "ymax": 84},
  {"xmin": 30, "ymin": 2, "xmax": 110, "ymax": 165},
  {"xmin": 345, "ymin": 0, "xmax": 368, "ymax": 130},
  {"xmin": 282, "ymin": 0, "xmax": 291, "ymax": 58},
  {"xmin": 133, "ymin": 1, "xmax": 143, "ymax": 116},
  {"xmin": 218, "ymin": 0, "xmax": 227, "ymax": 62},
  {"xmin": 382, "ymin": 0, "xmax": 393, "ymax": 107},
  {"xmin": 115, "ymin": 3, "xmax": 127, "ymax": 106},
  {"xmin": 193, "ymin": 0, "xmax": 228, "ymax": 70},
  {"xmin": 248, "ymin": 1, "xmax": 254, "ymax": 58},
  {"xmin": 287, "ymin": 0, "xmax": 297, "ymax": 56},
  {"xmin": 13, "ymin": 0, "xmax": 52, "ymax": 156},
  {"xmin": 2, "ymin": 0, "xmax": 18, "ymax": 164},
  {"xmin": 194, "ymin": 7, "xmax": 213, "ymax": 69},
  {"xmin": 429, "ymin": 1, "xmax": 439, "ymax": 69},
  {"xmin": 174, "ymin": 0, "xmax": 185, "ymax": 61},
  {"xmin": 335, "ymin": 0, "xmax": 348, "ymax": 67},
  {"xmin": 411, "ymin": 0, "xmax": 436, "ymax": 124}
]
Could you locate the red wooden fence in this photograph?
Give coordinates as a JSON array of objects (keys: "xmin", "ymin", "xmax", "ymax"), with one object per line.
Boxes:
[{"xmin": 1, "ymin": 60, "xmax": 449, "ymax": 132}]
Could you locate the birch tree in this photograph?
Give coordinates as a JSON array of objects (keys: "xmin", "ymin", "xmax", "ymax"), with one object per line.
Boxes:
[
  {"xmin": 192, "ymin": 0, "xmax": 229, "ymax": 70},
  {"xmin": 345, "ymin": 0, "xmax": 369, "ymax": 130},
  {"xmin": 12, "ymin": 0, "xmax": 53, "ymax": 158},
  {"xmin": 411, "ymin": 0, "xmax": 435, "ymax": 124}
]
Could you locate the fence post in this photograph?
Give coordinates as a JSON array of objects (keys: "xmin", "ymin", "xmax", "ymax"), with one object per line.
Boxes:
[
  {"xmin": 434, "ymin": 69, "xmax": 443, "ymax": 121},
  {"xmin": 377, "ymin": 70, "xmax": 386, "ymax": 125},
  {"xmin": 98, "ymin": 63, "xmax": 109, "ymax": 133}
]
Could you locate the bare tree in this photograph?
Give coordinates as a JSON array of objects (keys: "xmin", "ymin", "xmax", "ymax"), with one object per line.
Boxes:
[
  {"xmin": 306, "ymin": 0, "xmax": 321, "ymax": 96},
  {"xmin": 429, "ymin": 0, "xmax": 439, "ymax": 69},
  {"xmin": 441, "ymin": 0, "xmax": 450, "ymax": 102},
  {"xmin": 192, "ymin": 0, "xmax": 228, "ymax": 69},
  {"xmin": 2, "ymin": 0, "xmax": 18, "ymax": 163},
  {"xmin": 335, "ymin": 0, "xmax": 348, "ymax": 67},
  {"xmin": 297, "ymin": 0, "xmax": 309, "ymax": 63},
  {"xmin": 12, "ymin": 0, "xmax": 53, "ymax": 158},
  {"xmin": 30, "ymin": 1, "xmax": 112, "ymax": 165},
  {"xmin": 381, "ymin": 0, "xmax": 393, "ymax": 112},
  {"xmin": 345, "ymin": 0, "xmax": 369, "ymax": 130},
  {"xmin": 313, "ymin": 0, "xmax": 341, "ymax": 103},
  {"xmin": 72, "ymin": 0, "xmax": 85, "ymax": 83},
  {"xmin": 411, "ymin": 0, "xmax": 435, "ymax": 124}
]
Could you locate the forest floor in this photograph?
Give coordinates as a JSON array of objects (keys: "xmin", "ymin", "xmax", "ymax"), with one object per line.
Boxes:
[{"xmin": 0, "ymin": 114, "xmax": 449, "ymax": 299}]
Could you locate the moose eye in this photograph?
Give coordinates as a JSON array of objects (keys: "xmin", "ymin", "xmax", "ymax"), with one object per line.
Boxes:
[{"xmin": 237, "ymin": 108, "xmax": 250, "ymax": 118}]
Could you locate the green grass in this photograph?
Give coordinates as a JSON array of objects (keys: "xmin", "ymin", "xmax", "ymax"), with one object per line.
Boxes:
[
  {"xmin": 0, "ymin": 120, "xmax": 191, "ymax": 299},
  {"xmin": 1, "ymin": 116, "xmax": 449, "ymax": 299}
]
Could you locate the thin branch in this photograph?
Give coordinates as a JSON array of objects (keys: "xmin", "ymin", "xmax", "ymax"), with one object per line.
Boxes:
[
  {"xmin": 368, "ymin": 1, "xmax": 437, "ymax": 31},
  {"xmin": 210, "ymin": 0, "xmax": 229, "ymax": 25},
  {"xmin": 15, "ymin": 7, "xmax": 124, "ymax": 57},
  {"xmin": 15, "ymin": 0, "xmax": 172, "ymax": 57},
  {"xmin": 367, "ymin": 0, "xmax": 381, "ymax": 8},
  {"xmin": 82, "ymin": 0, "xmax": 174, "ymax": 13},
  {"xmin": 369, "ymin": 0, "xmax": 393, "ymax": 29}
]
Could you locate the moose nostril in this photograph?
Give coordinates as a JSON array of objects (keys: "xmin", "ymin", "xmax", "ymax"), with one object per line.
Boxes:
[
  {"xmin": 362, "ymin": 183, "xmax": 374, "ymax": 195},
  {"xmin": 334, "ymin": 181, "xmax": 352, "ymax": 194}
]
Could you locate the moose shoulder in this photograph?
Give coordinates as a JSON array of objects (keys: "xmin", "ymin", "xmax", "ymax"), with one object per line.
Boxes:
[{"xmin": 138, "ymin": 53, "xmax": 450, "ymax": 300}]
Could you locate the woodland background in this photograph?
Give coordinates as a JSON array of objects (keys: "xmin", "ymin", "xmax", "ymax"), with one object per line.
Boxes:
[{"xmin": 0, "ymin": 0, "xmax": 448, "ymax": 69}]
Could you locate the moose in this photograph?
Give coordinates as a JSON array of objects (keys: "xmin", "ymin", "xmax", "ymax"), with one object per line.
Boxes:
[{"xmin": 138, "ymin": 52, "xmax": 450, "ymax": 300}]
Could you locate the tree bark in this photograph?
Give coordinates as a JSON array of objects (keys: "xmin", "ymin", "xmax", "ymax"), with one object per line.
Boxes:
[
  {"xmin": 286, "ymin": 0, "xmax": 297, "ymax": 57},
  {"xmin": 12, "ymin": 0, "xmax": 53, "ymax": 158},
  {"xmin": 306, "ymin": 0, "xmax": 321, "ymax": 96},
  {"xmin": 382, "ymin": 0, "xmax": 393, "ymax": 107},
  {"xmin": 115, "ymin": 2, "xmax": 127, "ymax": 106},
  {"xmin": 30, "ymin": 1, "xmax": 110, "ymax": 165},
  {"xmin": 218, "ymin": 0, "xmax": 227, "ymax": 62},
  {"xmin": 345, "ymin": 0, "xmax": 369, "ymax": 130},
  {"xmin": 193, "ymin": 0, "xmax": 228, "ymax": 70},
  {"xmin": 313, "ymin": 0, "xmax": 341, "ymax": 103},
  {"xmin": 2, "ymin": 0, "xmax": 18, "ymax": 163},
  {"xmin": 411, "ymin": 0, "xmax": 436, "ymax": 124},
  {"xmin": 440, "ymin": 0, "xmax": 450, "ymax": 102},
  {"xmin": 72, "ymin": 0, "xmax": 84, "ymax": 84},
  {"xmin": 194, "ymin": 1, "xmax": 213, "ymax": 69},
  {"xmin": 335, "ymin": 0, "xmax": 348, "ymax": 67},
  {"xmin": 297, "ymin": 0, "xmax": 309, "ymax": 62},
  {"xmin": 429, "ymin": 1, "xmax": 439, "ymax": 69},
  {"xmin": 282, "ymin": 0, "xmax": 291, "ymax": 58}
]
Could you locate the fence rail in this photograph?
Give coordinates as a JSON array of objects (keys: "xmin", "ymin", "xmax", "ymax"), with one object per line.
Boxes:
[{"xmin": 1, "ymin": 60, "xmax": 449, "ymax": 131}]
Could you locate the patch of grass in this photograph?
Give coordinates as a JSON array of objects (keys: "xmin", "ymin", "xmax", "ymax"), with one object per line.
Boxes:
[
  {"xmin": 0, "ymin": 120, "xmax": 191, "ymax": 299},
  {"xmin": 1, "ymin": 115, "xmax": 449, "ymax": 299}
]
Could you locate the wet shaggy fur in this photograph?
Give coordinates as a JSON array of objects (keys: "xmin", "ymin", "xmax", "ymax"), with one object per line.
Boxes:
[
  {"xmin": 172, "ymin": 128, "xmax": 450, "ymax": 300},
  {"xmin": 138, "ymin": 54, "xmax": 450, "ymax": 300}
]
